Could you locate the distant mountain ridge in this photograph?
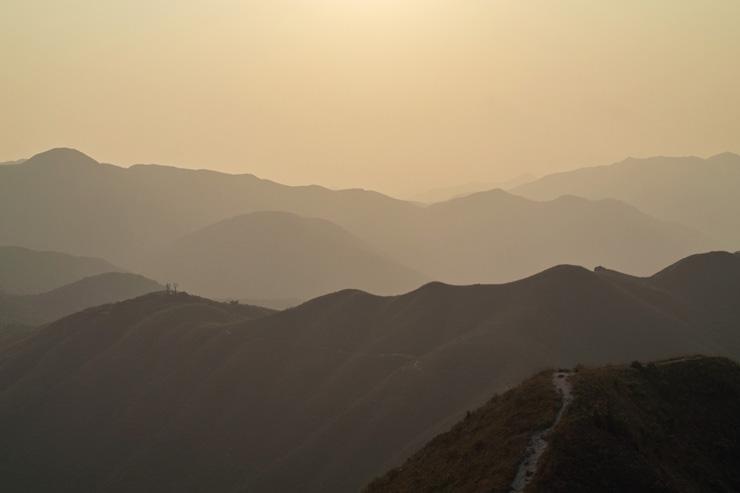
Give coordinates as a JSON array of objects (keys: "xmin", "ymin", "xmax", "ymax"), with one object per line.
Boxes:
[
  {"xmin": 513, "ymin": 152, "xmax": 740, "ymax": 247},
  {"xmin": 0, "ymin": 272, "xmax": 163, "ymax": 326},
  {"xmin": 0, "ymin": 246, "xmax": 121, "ymax": 295},
  {"xmin": 145, "ymin": 211, "xmax": 427, "ymax": 300},
  {"xmin": 0, "ymin": 148, "xmax": 719, "ymax": 299},
  {"xmin": 388, "ymin": 189, "xmax": 708, "ymax": 283},
  {"xmin": 410, "ymin": 173, "xmax": 536, "ymax": 203},
  {"xmin": 0, "ymin": 252, "xmax": 738, "ymax": 492},
  {"xmin": 0, "ymin": 148, "xmax": 418, "ymax": 269}
]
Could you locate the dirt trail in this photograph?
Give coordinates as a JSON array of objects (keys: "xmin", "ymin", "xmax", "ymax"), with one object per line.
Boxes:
[
  {"xmin": 509, "ymin": 370, "xmax": 573, "ymax": 493},
  {"xmin": 655, "ymin": 355, "xmax": 705, "ymax": 366}
]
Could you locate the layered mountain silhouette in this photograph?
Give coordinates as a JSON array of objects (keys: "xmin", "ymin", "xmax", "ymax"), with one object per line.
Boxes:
[
  {"xmin": 0, "ymin": 252, "xmax": 738, "ymax": 492},
  {"xmin": 514, "ymin": 153, "xmax": 740, "ymax": 248},
  {"xmin": 0, "ymin": 148, "xmax": 718, "ymax": 299},
  {"xmin": 0, "ymin": 246, "xmax": 121, "ymax": 295},
  {"xmin": 389, "ymin": 190, "xmax": 708, "ymax": 283},
  {"xmin": 0, "ymin": 148, "xmax": 418, "ymax": 269},
  {"xmin": 0, "ymin": 272, "xmax": 163, "ymax": 327},
  {"xmin": 367, "ymin": 356, "xmax": 740, "ymax": 493},
  {"xmin": 145, "ymin": 211, "xmax": 426, "ymax": 300},
  {"xmin": 410, "ymin": 173, "xmax": 536, "ymax": 203}
]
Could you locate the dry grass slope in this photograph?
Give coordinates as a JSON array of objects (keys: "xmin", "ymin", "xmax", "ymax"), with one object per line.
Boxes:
[
  {"xmin": 368, "ymin": 356, "xmax": 740, "ymax": 493},
  {"xmin": 533, "ymin": 357, "xmax": 740, "ymax": 492},
  {"xmin": 365, "ymin": 372, "xmax": 559, "ymax": 493}
]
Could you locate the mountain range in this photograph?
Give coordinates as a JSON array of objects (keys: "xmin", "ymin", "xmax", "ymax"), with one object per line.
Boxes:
[
  {"xmin": 2, "ymin": 147, "xmax": 737, "ymax": 491},
  {"xmin": 410, "ymin": 173, "xmax": 536, "ymax": 204},
  {"xmin": 144, "ymin": 211, "xmax": 426, "ymax": 300},
  {"xmin": 388, "ymin": 189, "xmax": 706, "ymax": 283},
  {"xmin": 514, "ymin": 152, "xmax": 740, "ymax": 248},
  {"xmin": 0, "ymin": 148, "xmax": 728, "ymax": 300},
  {"xmin": 0, "ymin": 251, "xmax": 738, "ymax": 492},
  {"xmin": 0, "ymin": 246, "xmax": 121, "ymax": 295},
  {"xmin": 0, "ymin": 272, "xmax": 163, "ymax": 327}
]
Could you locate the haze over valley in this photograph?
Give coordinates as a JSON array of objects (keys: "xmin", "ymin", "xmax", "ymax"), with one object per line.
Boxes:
[
  {"xmin": 1, "ymin": 147, "xmax": 732, "ymax": 303},
  {"xmin": 2, "ymin": 1, "xmax": 740, "ymax": 491},
  {"xmin": 0, "ymin": 146, "xmax": 738, "ymax": 492}
]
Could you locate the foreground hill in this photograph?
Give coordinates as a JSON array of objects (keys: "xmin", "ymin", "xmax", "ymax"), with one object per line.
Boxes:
[
  {"xmin": 146, "ymin": 211, "xmax": 426, "ymax": 300},
  {"xmin": 0, "ymin": 148, "xmax": 715, "ymax": 294},
  {"xmin": 0, "ymin": 246, "xmax": 120, "ymax": 295},
  {"xmin": 367, "ymin": 356, "xmax": 740, "ymax": 493},
  {"xmin": 0, "ymin": 252, "xmax": 738, "ymax": 492},
  {"xmin": 513, "ymin": 152, "xmax": 740, "ymax": 247},
  {"xmin": 0, "ymin": 322, "xmax": 35, "ymax": 352},
  {"xmin": 0, "ymin": 272, "xmax": 164, "ymax": 326}
]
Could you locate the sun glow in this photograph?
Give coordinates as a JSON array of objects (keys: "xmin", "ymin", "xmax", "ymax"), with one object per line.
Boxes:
[{"xmin": 2, "ymin": 1, "xmax": 740, "ymax": 195}]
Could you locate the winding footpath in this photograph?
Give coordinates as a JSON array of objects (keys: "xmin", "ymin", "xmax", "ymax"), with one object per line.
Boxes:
[{"xmin": 510, "ymin": 370, "xmax": 573, "ymax": 493}]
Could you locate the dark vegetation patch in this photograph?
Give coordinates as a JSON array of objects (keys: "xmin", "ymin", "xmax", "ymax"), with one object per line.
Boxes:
[
  {"xmin": 365, "ymin": 371, "xmax": 559, "ymax": 493},
  {"xmin": 533, "ymin": 357, "xmax": 740, "ymax": 492}
]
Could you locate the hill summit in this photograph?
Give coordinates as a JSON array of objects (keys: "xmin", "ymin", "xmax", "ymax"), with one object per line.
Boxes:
[{"xmin": 25, "ymin": 148, "xmax": 99, "ymax": 168}]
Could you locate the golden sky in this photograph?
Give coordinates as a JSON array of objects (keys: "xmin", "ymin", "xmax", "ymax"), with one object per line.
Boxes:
[{"xmin": 2, "ymin": 1, "xmax": 739, "ymax": 196}]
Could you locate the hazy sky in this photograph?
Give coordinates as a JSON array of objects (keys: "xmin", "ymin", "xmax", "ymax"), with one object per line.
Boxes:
[{"xmin": 2, "ymin": 1, "xmax": 739, "ymax": 196}]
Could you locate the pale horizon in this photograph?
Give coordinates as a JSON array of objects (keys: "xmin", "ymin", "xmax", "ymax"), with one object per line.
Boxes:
[
  {"xmin": 4, "ymin": 146, "xmax": 739, "ymax": 200},
  {"xmin": 3, "ymin": 0, "xmax": 740, "ymax": 196}
]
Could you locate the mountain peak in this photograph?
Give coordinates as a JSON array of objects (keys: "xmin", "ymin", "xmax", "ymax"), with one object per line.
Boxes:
[
  {"xmin": 708, "ymin": 151, "xmax": 740, "ymax": 162},
  {"xmin": 430, "ymin": 188, "xmax": 526, "ymax": 209},
  {"xmin": 25, "ymin": 148, "xmax": 98, "ymax": 168},
  {"xmin": 651, "ymin": 250, "xmax": 740, "ymax": 283},
  {"xmin": 528, "ymin": 263, "xmax": 596, "ymax": 283}
]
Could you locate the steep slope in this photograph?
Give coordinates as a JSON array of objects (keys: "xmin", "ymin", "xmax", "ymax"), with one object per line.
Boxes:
[
  {"xmin": 0, "ymin": 246, "xmax": 121, "ymax": 295},
  {"xmin": 513, "ymin": 153, "xmax": 740, "ymax": 247},
  {"xmin": 366, "ymin": 356, "xmax": 740, "ymax": 493},
  {"xmin": 0, "ymin": 253, "xmax": 737, "ymax": 492},
  {"xmin": 146, "ymin": 211, "xmax": 427, "ymax": 300},
  {"xmin": 650, "ymin": 251, "xmax": 740, "ymax": 303},
  {"xmin": 595, "ymin": 251, "xmax": 740, "ymax": 355},
  {"xmin": 0, "ymin": 322, "xmax": 36, "ymax": 352},
  {"xmin": 0, "ymin": 272, "xmax": 164, "ymax": 326},
  {"xmin": 365, "ymin": 371, "xmax": 560, "ymax": 493},
  {"xmin": 393, "ymin": 190, "xmax": 708, "ymax": 283},
  {"xmin": 533, "ymin": 357, "xmax": 740, "ymax": 492}
]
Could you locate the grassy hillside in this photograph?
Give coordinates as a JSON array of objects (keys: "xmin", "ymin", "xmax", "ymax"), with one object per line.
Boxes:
[
  {"xmin": 535, "ymin": 357, "xmax": 740, "ymax": 492},
  {"xmin": 0, "ymin": 322, "xmax": 37, "ymax": 352},
  {"xmin": 367, "ymin": 356, "xmax": 740, "ymax": 493},
  {"xmin": 365, "ymin": 371, "xmax": 559, "ymax": 492},
  {"xmin": 0, "ymin": 253, "xmax": 738, "ymax": 492}
]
